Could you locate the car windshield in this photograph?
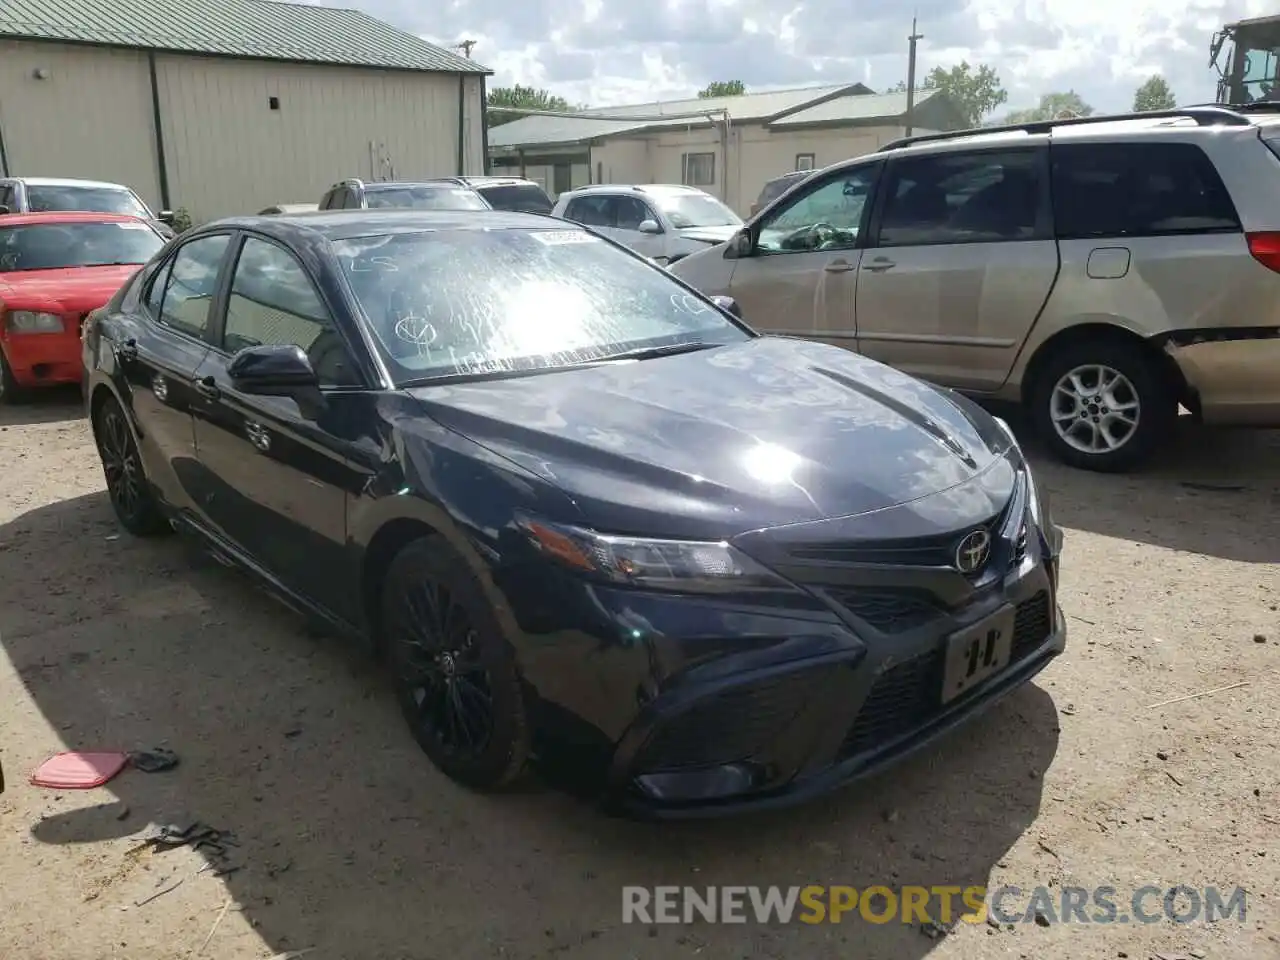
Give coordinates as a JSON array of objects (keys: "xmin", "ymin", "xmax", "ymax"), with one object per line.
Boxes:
[
  {"xmin": 365, "ymin": 185, "xmax": 491, "ymax": 211},
  {"xmin": 477, "ymin": 183, "xmax": 553, "ymax": 214},
  {"xmin": 25, "ymin": 185, "xmax": 151, "ymax": 218},
  {"xmin": 332, "ymin": 227, "xmax": 750, "ymax": 383},
  {"xmin": 653, "ymin": 192, "xmax": 742, "ymax": 229},
  {"xmin": 0, "ymin": 221, "xmax": 164, "ymax": 272}
]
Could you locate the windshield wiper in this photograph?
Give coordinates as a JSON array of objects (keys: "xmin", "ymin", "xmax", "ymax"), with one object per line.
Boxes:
[
  {"xmin": 398, "ymin": 342, "xmax": 724, "ymax": 387},
  {"xmin": 594, "ymin": 341, "xmax": 721, "ymax": 363}
]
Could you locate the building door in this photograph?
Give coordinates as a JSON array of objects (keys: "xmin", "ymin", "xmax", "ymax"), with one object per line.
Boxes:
[{"xmin": 553, "ymin": 163, "xmax": 573, "ymax": 196}]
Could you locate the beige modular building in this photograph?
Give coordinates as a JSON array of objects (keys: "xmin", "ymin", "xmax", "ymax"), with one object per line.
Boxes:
[
  {"xmin": 488, "ymin": 85, "xmax": 967, "ymax": 215},
  {"xmin": 0, "ymin": 0, "xmax": 490, "ymax": 223}
]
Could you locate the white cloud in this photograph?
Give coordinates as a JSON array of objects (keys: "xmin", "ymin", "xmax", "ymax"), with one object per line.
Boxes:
[{"xmin": 406, "ymin": 0, "xmax": 1277, "ymax": 115}]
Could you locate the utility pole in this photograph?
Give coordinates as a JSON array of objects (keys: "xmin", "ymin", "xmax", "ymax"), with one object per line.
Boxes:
[
  {"xmin": 455, "ymin": 39, "xmax": 476, "ymax": 58},
  {"xmin": 904, "ymin": 15, "xmax": 924, "ymax": 137}
]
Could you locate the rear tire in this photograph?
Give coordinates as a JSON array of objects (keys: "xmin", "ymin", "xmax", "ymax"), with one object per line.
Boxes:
[
  {"xmin": 1029, "ymin": 338, "xmax": 1175, "ymax": 472},
  {"xmin": 382, "ymin": 537, "xmax": 531, "ymax": 790},
  {"xmin": 93, "ymin": 396, "xmax": 168, "ymax": 536}
]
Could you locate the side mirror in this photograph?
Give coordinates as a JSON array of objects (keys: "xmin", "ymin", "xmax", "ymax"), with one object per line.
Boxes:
[
  {"xmin": 637, "ymin": 219, "xmax": 662, "ymax": 235},
  {"xmin": 157, "ymin": 210, "xmax": 175, "ymax": 225},
  {"xmin": 710, "ymin": 295, "xmax": 742, "ymax": 319},
  {"xmin": 722, "ymin": 228, "xmax": 752, "ymax": 260},
  {"xmin": 228, "ymin": 343, "xmax": 318, "ymax": 395}
]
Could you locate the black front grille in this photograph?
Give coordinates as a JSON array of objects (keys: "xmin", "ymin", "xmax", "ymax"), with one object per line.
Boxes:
[
  {"xmin": 828, "ymin": 589, "xmax": 942, "ymax": 633},
  {"xmin": 840, "ymin": 649, "xmax": 943, "ymax": 758},
  {"xmin": 788, "ymin": 509, "xmax": 1009, "ymax": 568},
  {"xmin": 1011, "ymin": 590, "xmax": 1052, "ymax": 661},
  {"xmin": 838, "ymin": 590, "xmax": 1054, "ymax": 759},
  {"xmin": 634, "ymin": 668, "xmax": 835, "ymax": 773}
]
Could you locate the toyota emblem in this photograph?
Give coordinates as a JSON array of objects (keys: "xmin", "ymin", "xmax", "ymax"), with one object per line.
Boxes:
[{"xmin": 955, "ymin": 529, "xmax": 991, "ymax": 574}]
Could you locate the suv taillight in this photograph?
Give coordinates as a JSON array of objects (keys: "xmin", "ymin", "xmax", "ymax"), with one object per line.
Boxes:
[{"xmin": 1247, "ymin": 232, "xmax": 1280, "ymax": 273}]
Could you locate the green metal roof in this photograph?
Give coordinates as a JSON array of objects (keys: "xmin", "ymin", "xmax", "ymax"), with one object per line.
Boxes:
[{"xmin": 0, "ymin": 0, "xmax": 489, "ymax": 73}]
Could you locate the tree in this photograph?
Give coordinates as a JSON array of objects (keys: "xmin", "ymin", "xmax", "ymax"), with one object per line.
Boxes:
[
  {"xmin": 920, "ymin": 62, "xmax": 1008, "ymax": 127},
  {"xmin": 698, "ymin": 80, "xmax": 746, "ymax": 99},
  {"xmin": 1133, "ymin": 75, "xmax": 1176, "ymax": 112},
  {"xmin": 1005, "ymin": 91, "xmax": 1095, "ymax": 123},
  {"xmin": 486, "ymin": 85, "xmax": 575, "ymax": 127}
]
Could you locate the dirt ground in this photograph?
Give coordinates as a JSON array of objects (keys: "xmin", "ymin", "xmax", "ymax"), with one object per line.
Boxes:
[{"xmin": 0, "ymin": 390, "xmax": 1275, "ymax": 960}]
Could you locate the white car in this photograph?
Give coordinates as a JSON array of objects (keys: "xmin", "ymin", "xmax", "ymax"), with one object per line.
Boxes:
[
  {"xmin": 550, "ymin": 184, "xmax": 743, "ymax": 264},
  {"xmin": 0, "ymin": 177, "xmax": 177, "ymax": 238}
]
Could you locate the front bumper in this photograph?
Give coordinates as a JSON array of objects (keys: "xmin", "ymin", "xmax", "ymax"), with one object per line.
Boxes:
[
  {"xmin": 1164, "ymin": 331, "xmax": 1280, "ymax": 426},
  {"xmin": 602, "ymin": 556, "xmax": 1064, "ymax": 819},
  {"xmin": 2, "ymin": 327, "xmax": 84, "ymax": 388}
]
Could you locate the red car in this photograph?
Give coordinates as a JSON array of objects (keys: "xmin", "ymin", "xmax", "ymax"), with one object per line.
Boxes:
[{"xmin": 0, "ymin": 212, "xmax": 165, "ymax": 403}]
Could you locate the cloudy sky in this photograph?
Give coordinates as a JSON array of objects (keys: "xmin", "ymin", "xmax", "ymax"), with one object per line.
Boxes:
[{"xmin": 381, "ymin": 0, "xmax": 1270, "ymax": 116}]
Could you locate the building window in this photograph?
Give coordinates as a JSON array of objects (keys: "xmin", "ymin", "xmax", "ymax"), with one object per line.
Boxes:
[
  {"xmin": 682, "ymin": 152, "xmax": 715, "ymax": 187},
  {"xmin": 796, "ymin": 153, "xmax": 816, "ymax": 172}
]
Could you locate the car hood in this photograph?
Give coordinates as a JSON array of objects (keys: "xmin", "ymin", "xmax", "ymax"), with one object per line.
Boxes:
[
  {"xmin": 0, "ymin": 265, "xmax": 141, "ymax": 313},
  {"xmin": 406, "ymin": 337, "xmax": 1014, "ymax": 537},
  {"xmin": 675, "ymin": 225, "xmax": 740, "ymax": 245}
]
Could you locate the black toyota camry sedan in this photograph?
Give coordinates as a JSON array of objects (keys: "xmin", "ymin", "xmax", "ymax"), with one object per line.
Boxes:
[{"xmin": 81, "ymin": 209, "xmax": 1066, "ymax": 817}]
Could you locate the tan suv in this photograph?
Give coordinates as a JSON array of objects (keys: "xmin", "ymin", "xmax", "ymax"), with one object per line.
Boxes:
[{"xmin": 671, "ymin": 106, "xmax": 1280, "ymax": 471}]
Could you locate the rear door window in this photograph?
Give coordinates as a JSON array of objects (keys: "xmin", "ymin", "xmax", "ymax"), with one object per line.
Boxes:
[
  {"xmin": 564, "ymin": 195, "xmax": 613, "ymax": 227},
  {"xmin": 1051, "ymin": 142, "xmax": 1240, "ymax": 239},
  {"xmin": 875, "ymin": 150, "xmax": 1045, "ymax": 247},
  {"xmin": 157, "ymin": 234, "xmax": 232, "ymax": 340}
]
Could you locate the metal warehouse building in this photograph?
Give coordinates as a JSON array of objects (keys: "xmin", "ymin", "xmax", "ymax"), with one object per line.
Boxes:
[{"xmin": 0, "ymin": 0, "xmax": 490, "ymax": 221}]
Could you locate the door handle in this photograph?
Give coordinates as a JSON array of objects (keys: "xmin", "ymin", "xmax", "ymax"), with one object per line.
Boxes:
[
  {"xmin": 824, "ymin": 259, "xmax": 856, "ymax": 273},
  {"xmin": 863, "ymin": 258, "xmax": 896, "ymax": 273},
  {"xmin": 193, "ymin": 376, "xmax": 220, "ymax": 400},
  {"xmin": 244, "ymin": 421, "xmax": 271, "ymax": 452}
]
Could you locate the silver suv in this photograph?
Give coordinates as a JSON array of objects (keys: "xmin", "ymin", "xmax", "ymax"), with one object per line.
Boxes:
[
  {"xmin": 672, "ymin": 105, "xmax": 1280, "ymax": 471},
  {"xmin": 551, "ymin": 184, "xmax": 743, "ymax": 265}
]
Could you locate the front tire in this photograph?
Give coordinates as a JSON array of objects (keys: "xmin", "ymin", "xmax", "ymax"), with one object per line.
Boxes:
[
  {"xmin": 0, "ymin": 348, "xmax": 30, "ymax": 405},
  {"xmin": 93, "ymin": 396, "xmax": 168, "ymax": 535},
  {"xmin": 382, "ymin": 537, "xmax": 531, "ymax": 790},
  {"xmin": 1030, "ymin": 339, "xmax": 1175, "ymax": 472}
]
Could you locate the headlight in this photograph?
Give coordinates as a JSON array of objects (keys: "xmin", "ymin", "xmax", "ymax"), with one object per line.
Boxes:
[
  {"xmin": 517, "ymin": 518, "xmax": 792, "ymax": 594},
  {"xmin": 8, "ymin": 310, "xmax": 64, "ymax": 333},
  {"xmin": 993, "ymin": 415, "xmax": 1020, "ymax": 451}
]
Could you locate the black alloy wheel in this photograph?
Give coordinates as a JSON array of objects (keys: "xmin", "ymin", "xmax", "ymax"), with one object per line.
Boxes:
[
  {"xmin": 382, "ymin": 538, "xmax": 530, "ymax": 789},
  {"xmin": 94, "ymin": 396, "xmax": 167, "ymax": 536}
]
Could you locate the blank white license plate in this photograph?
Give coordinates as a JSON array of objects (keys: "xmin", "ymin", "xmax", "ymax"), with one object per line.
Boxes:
[{"xmin": 941, "ymin": 605, "xmax": 1016, "ymax": 703}]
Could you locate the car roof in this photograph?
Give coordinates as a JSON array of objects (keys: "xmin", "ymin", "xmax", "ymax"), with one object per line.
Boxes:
[
  {"xmin": 461, "ymin": 176, "xmax": 543, "ymax": 186},
  {"xmin": 7, "ymin": 177, "xmax": 137, "ymax": 190},
  {"xmin": 203, "ymin": 209, "xmax": 569, "ymax": 242},
  {"xmin": 872, "ymin": 105, "xmax": 1280, "ymax": 159},
  {"xmin": 0, "ymin": 211, "xmax": 150, "ymax": 226},
  {"xmin": 563, "ymin": 183, "xmax": 704, "ymax": 196},
  {"xmin": 364, "ymin": 181, "xmax": 473, "ymax": 191}
]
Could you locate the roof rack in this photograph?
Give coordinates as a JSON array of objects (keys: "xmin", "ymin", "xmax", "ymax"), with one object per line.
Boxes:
[{"xmin": 878, "ymin": 105, "xmax": 1253, "ymax": 153}]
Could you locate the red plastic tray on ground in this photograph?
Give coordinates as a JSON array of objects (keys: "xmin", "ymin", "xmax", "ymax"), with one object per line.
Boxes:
[{"xmin": 29, "ymin": 751, "xmax": 129, "ymax": 789}]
